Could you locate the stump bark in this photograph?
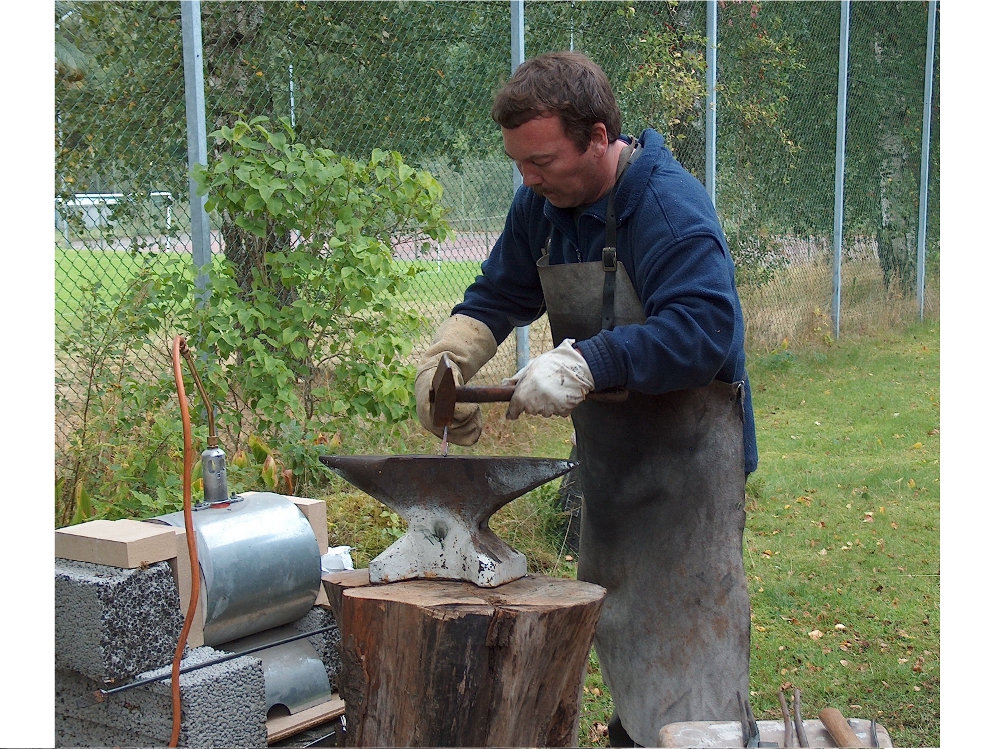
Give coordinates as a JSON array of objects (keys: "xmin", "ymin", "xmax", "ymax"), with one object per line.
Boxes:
[{"xmin": 322, "ymin": 571, "xmax": 605, "ymax": 748}]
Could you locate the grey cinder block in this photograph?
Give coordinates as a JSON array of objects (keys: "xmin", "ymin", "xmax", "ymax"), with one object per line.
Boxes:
[
  {"xmin": 55, "ymin": 646, "xmax": 267, "ymax": 748},
  {"xmin": 55, "ymin": 558, "xmax": 184, "ymax": 683}
]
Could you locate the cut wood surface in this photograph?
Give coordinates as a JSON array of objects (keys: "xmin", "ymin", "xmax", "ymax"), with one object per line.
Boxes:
[{"xmin": 327, "ymin": 571, "xmax": 605, "ymax": 747}]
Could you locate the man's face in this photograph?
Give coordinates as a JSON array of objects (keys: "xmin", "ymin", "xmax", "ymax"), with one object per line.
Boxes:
[{"xmin": 502, "ymin": 114, "xmax": 610, "ymax": 209}]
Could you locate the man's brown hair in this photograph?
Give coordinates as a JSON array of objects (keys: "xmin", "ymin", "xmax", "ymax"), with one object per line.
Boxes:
[{"xmin": 491, "ymin": 51, "xmax": 622, "ymax": 153}]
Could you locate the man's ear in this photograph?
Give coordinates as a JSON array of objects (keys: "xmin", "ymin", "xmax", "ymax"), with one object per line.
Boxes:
[{"xmin": 588, "ymin": 122, "xmax": 610, "ymax": 156}]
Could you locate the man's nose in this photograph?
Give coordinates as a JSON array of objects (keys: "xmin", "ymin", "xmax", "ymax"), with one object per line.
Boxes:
[{"xmin": 517, "ymin": 162, "xmax": 542, "ymax": 187}]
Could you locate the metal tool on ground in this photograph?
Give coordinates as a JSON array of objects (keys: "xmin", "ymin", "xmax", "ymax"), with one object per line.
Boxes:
[
  {"xmin": 818, "ymin": 707, "xmax": 864, "ymax": 748},
  {"xmin": 739, "ymin": 692, "xmax": 779, "ymax": 748},
  {"xmin": 321, "ymin": 454, "xmax": 575, "ymax": 587},
  {"xmin": 793, "ymin": 688, "xmax": 809, "ymax": 747},
  {"xmin": 428, "ymin": 352, "xmax": 628, "ymax": 453},
  {"xmin": 779, "ymin": 690, "xmax": 793, "ymax": 747}
]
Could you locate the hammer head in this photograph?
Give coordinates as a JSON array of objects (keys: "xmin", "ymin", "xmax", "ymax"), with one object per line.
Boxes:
[{"xmin": 429, "ymin": 353, "xmax": 457, "ymax": 428}]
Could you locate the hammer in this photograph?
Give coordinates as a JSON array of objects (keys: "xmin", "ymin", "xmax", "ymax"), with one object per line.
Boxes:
[{"xmin": 429, "ymin": 353, "xmax": 627, "ymax": 451}]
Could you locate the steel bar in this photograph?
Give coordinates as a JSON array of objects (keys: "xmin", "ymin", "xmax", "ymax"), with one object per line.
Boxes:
[
  {"xmin": 86, "ymin": 625, "xmax": 337, "ymax": 703},
  {"xmin": 831, "ymin": 0, "xmax": 851, "ymax": 339},
  {"xmin": 180, "ymin": 1, "xmax": 212, "ymax": 304},
  {"xmin": 511, "ymin": 0, "xmax": 530, "ymax": 372},
  {"xmin": 916, "ymin": 0, "xmax": 937, "ymax": 320},
  {"xmin": 706, "ymin": 0, "xmax": 718, "ymax": 205}
]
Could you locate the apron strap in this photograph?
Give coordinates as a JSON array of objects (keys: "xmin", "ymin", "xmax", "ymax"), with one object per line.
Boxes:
[{"xmin": 601, "ymin": 137, "xmax": 639, "ymax": 331}]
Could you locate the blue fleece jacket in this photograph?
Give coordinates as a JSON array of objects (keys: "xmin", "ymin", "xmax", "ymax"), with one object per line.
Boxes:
[{"xmin": 453, "ymin": 128, "xmax": 757, "ymax": 473}]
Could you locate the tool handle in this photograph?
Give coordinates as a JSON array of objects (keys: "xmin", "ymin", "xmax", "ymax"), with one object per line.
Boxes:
[
  {"xmin": 819, "ymin": 708, "xmax": 863, "ymax": 748},
  {"xmin": 454, "ymin": 385, "xmax": 629, "ymax": 404},
  {"xmin": 454, "ymin": 385, "xmax": 515, "ymax": 402}
]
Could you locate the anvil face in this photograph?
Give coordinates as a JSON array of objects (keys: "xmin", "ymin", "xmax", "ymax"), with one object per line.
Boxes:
[{"xmin": 320, "ymin": 455, "xmax": 576, "ymax": 587}]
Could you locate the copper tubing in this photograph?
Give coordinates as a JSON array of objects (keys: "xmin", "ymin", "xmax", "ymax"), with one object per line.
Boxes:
[
  {"xmin": 179, "ymin": 339, "xmax": 219, "ymax": 448},
  {"xmin": 169, "ymin": 335, "xmax": 203, "ymax": 747}
]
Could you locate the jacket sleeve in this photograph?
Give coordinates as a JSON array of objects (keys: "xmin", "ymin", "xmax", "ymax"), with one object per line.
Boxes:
[
  {"xmin": 574, "ymin": 226, "xmax": 740, "ymax": 394},
  {"xmin": 451, "ymin": 187, "xmax": 548, "ymax": 346}
]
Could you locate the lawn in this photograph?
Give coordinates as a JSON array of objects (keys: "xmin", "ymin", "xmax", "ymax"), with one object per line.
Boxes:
[{"xmin": 324, "ymin": 321, "xmax": 940, "ymax": 748}]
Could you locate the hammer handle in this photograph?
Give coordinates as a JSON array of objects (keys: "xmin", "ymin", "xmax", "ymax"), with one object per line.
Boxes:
[
  {"xmin": 819, "ymin": 708, "xmax": 863, "ymax": 748},
  {"xmin": 454, "ymin": 385, "xmax": 515, "ymax": 402},
  {"xmin": 454, "ymin": 385, "xmax": 629, "ymax": 404}
]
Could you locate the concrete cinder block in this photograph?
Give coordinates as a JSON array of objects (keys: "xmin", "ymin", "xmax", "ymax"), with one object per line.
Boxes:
[
  {"xmin": 291, "ymin": 606, "xmax": 342, "ymax": 691},
  {"xmin": 55, "ymin": 646, "xmax": 267, "ymax": 748},
  {"xmin": 55, "ymin": 711, "xmax": 162, "ymax": 748},
  {"xmin": 55, "ymin": 518, "xmax": 178, "ymax": 568},
  {"xmin": 55, "ymin": 559, "xmax": 184, "ymax": 683}
]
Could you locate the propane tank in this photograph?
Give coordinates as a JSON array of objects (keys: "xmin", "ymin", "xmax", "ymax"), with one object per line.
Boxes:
[{"xmin": 201, "ymin": 444, "xmax": 230, "ymax": 503}]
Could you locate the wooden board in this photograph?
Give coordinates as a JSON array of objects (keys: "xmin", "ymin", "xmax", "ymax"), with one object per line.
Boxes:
[
  {"xmin": 333, "ymin": 571, "xmax": 605, "ymax": 747},
  {"xmin": 55, "ymin": 519, "xmax": 178, "ymax": 569},
  {"xmin": 266, "ymin": 694, "xmax": 346, "ymax": 744},
  {"xmin": 165, "ymin": 527, "xmax": 206, "ymax": 648}
]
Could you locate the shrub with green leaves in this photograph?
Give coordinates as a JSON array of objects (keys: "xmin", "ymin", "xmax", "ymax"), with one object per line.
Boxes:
[{"xmin": 56, "ymin": 116, "xmax": 452, "ymax": 524}]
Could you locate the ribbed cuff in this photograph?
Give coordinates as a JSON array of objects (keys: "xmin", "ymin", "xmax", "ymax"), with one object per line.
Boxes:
[{"xmin": 574, "ymin": 335, "xmax": 626, "ymax": 392}]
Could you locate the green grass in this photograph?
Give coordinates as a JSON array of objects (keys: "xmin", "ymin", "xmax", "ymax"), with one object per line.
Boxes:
[{"xmin": 55, "ymin": 248, "xmax": 189, "ymax": 326}]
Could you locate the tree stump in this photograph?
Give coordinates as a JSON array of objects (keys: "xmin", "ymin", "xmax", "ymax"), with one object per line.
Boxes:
[{"xmin": 322, "ymin": 571, "xmax": 605, "ymax": 747}]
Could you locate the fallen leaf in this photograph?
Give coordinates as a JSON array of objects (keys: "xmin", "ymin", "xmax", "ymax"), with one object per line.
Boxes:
[
  {"xmin": 840, "ymin": 659, "xmax": 852, "ymax": 667},
  {"xmin": 818, "ymin": 548, "xmax": 828, "ymax": 556},
  {"xmin": 809, "ymin": 629, "xmax": 824, "ymax": 640},
  {"xmin": 835, "ymin": 623, "xmax": 847, "ymax": 630},
  {"xmin": 912, "ymin": 442, "xmax": 923, "ymax": 449},
  {"xmin": 863, "ymin": 512, "xmax": 874, "ymax": 522}
]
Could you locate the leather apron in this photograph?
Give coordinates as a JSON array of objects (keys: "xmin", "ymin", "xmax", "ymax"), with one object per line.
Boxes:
[{"xmin": 535, "ymin": 187, "xmax": 750, "ymax": 747}]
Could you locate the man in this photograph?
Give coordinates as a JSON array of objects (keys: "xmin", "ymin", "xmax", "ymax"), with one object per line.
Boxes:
[{"xmin": 414, "ymin": 51, "xmax": 757, "ymax": 747}]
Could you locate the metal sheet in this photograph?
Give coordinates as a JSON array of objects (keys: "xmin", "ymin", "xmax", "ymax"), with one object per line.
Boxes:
[
  {"xmin": 155, "ymin": 493, "xmax": 320, "ymax": 645},
  {"xmin": 220, "ymin": 625, "xmax": 332, "ymax": 715}
]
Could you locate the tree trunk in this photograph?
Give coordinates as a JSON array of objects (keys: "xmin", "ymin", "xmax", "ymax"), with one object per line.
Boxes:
[{"xmin": 322, "ymin": 571, "xmax": 605, "ymax": 748}]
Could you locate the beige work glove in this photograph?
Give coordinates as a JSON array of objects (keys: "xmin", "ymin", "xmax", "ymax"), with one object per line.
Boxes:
[
  {"xmin": 414, "ymin": 314, "xmax": 498, "ymax": 445},
  {"xmin": 503, "ymin": 339, "xmax": 595, "ymax": 420}
]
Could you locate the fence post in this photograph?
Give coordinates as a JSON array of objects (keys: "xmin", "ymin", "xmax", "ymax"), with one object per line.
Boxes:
[
  {"xmin": 511, "ymin": 0, "xmax": 530, "ymax": 371},
  {"xmin": 831, "ymin": 0, "xmax": 851, "ymax": 339},
  {"xmin": 916, "ymin": 1, "xmax": 937, "ymax": 321},
  {"xmin": 706, "ymin": 0, "xmax": 718, "ymax": 205},
  {"xmin": 181, "ymin": 0, "xmax": 212, "ymax": 304}
]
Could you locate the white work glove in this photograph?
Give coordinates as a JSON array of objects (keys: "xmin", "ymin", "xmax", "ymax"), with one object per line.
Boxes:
[
  {"xmin": 414, "ymin": 314, "xmax": 498, "ymax": 445},
  {"xmin": 503, "ymin": 339, "xmax": 595, "ymax": 420}
]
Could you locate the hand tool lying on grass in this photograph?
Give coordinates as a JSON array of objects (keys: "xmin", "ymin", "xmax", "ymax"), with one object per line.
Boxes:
[{"xmin": 429, "ymin": 352, "xmax": 628, "ymax": 452}]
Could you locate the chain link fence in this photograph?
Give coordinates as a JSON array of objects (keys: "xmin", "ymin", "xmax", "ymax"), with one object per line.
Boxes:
[{"xmin": 54, "ymin": 1, "xmax": 938, "ymax": 517}]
